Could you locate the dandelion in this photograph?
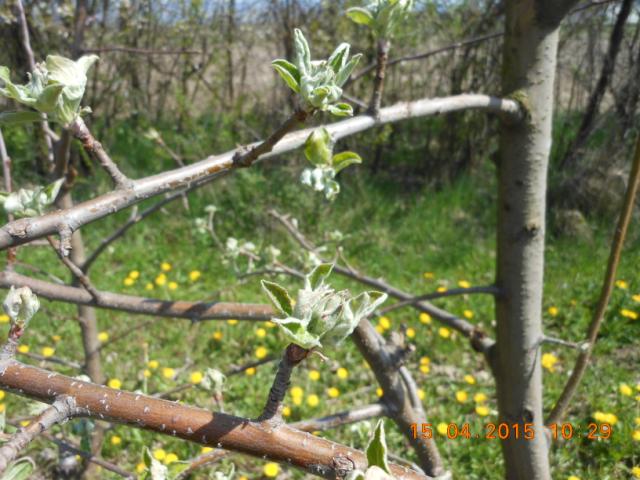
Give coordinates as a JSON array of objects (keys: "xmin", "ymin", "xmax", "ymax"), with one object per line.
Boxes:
[
  {"xmin": 463, "ymin": 374, "xmax": 476, "ymax": 385},
  {"xmin": 41, "ymin": 346, "xmax": 55, "ymax": 358},
  {"xmin": 473, "ymin": 393, "xmax": 487, "ymax": 403},
  {"xmin": 145, "ymin": 283, "xmax": 154, "ymax": 291},
  {"xmin": 98, "ymin": 331, "xmax": 109, "ymax": 343},
  {"xmin": 548, "ymin": 306, "xmax": 559, "ymax": 317},
  {"xmin": 143, "ymin": 369, "xmax": 151, "ymax": 378},
  {"xmin": 406, "ymin": 327, "xmax": 416, "ymax": 339},
  {"xmin": 17, "ymin": 345, "xmax": 29, "ymax": 353},
  {"xmin": 212, "ymin": 331, "xmax": 223, "ymax": 341},
  {"xmin": 436, "ymin": 286, "xmax": 447, "ymax": 293},
  {"xmin": 162, "ymin": 368, "xmax": 175, "ymax": 379},
  {"xmin": 148, "ymin": 360, "xmax": 159, "ymax": 369},
  {"xmin": 455, "ymin": 390, "xmax": 468, "ymax": 403},
  {"xmin": 123, "ymin": 277, "xmax": 134, "ymax": 286},
  {"xmin": 420, "ymin": 356, "xmax": 430, "ymax": 365},
  {"xmin": 264, "ymin": 321, "xmax": 276, "ymax": 328},
  {"xmin": 423, "ymin": 272, "xmax": 434, "ymax": 280},
  {"xmin": 161, "ymin": 262, "xmax": 172, "ymax": 272},
  {"xmin": 309, "ymin": 370, "xmax": 320, "ymax": 381},
  {"xmin": 245, "ymin": 367, "xmax": 256, "ymax": 376},
  {"xmin": 337, "ymin": 367, "xmax": 349, "ymax": 379},
  {"xmin": 419, "ymin": 312, "xmax": 432, "ymax": 324},
  {"xmin": 255, "ymin": 346, "xmax": 268, "ymax": 359},
  {"xmin": 290, "ymin": 386, "xmax": 304, "ymax": 398},
  {"xmin": 153, "ymin": 449, "xmax": 166, "ymax": 461},
  {"xmin": 0, "ymin": 391, "xmax": 4, "ymax": 401},
  {"xmin": 0, "ymin": 314, "xmax": 9, "ymax": 324},
  {"xmin": 615, "ymin": 279, "xmax": 628, "ymax": 289},
  {"xmin": 253, "ymin": 328, "xmax": 267, "ymax": 339},
  {"xmin": 593, "ymin": 411, "xmax": 618, "ymax": 425},
  {"xmin": 458, "ymin": 280, "xmax": 471, "ymax": 289},
  {"xmin": 420, "ymin": 364, "xmax": 430, "ymax": 374},
  {"xmin": 633, "ymin": 466, "xmax": 640, "ymax": 479},
  {"xmin": 168, "ymin": 281, "xmax": 178, "ymax": 290},
  {"xmin": 227, "ymin": 319, "xmax": 238, "ymax": 325},
  {"xmin": 0, "ymin": 404, "xmax": 5, "ymax": 413},
  {"xmin": 475, "ymin": 405, "xmax": 490, "ymax": 417},
  {"xmin": 567, "ymin": 476, "xmax": 581, "ymax": 480},
  {"xmin": 190, "ymin": 371, "xmax": 204, "ymax": 385},
  {"xmin": 633, "ymin": 430, "xmax": 640, "ymax": 441},
  {"xmin": 541, "ymin": 353, "xmax": 559, "ymax": 372},
  {"xmin": 636, "ymin": 417, "xmax": 640, "ymax": 426},
  {"xmin": 136, "ymin": 463, "xmax": 146, "ymax": 474},
  {"xmin": 620, "ymin": 383, "xmax": 633, "ymax": 396},
  {"xmin": 110, "ymin": 435, "xmax": 122, "ymax": 446},
  {"xmin": 155, "ymin": 274, "xmax": 167, "ymax": 286},
  {"xmin": 378, "ymin": 316, "xmax": 391, "ymax": 330},
  {"xmin": 375, "ymin": 325, "xmax": 385, "ymax": 334},
  {"xmin": 263, "ymin": 463, "xmax": 279, "ymax": 478},
  {"xmin": 621, "ymin": 309, "xmax": 639, "ymax": 320},
  {"xmin": 417, "ymin": 389, "xmax": 425, "ymax": 400},
  {"xmin": 437, "ymin": 423, "xmax": 448, "ymax": 435},
  {"xmin": 307, "ymin": 394, "xmax": 319, "ymax": 407},
  {"xmin": 463, "ymin": 310, "xmax": 474, "ymax": 319},
  {"xmin": 189, "ymin": 270, "xmax": 201, "ymax": 281},
  {"xmin": 201, "ymin": 447, "xmax": 213, "ymax": 454},
  {"xmin": 438, "ymin": 327, "xmax": 451, "ymax": 339},
  {"xmin": 376, "ymin": 387, "xmax": 384, "ymax": 397},
  {"xmin": 128, "ymin": 271, "xmax": 140, "ymax": 280},
  {"xmin": 282, "ymin": 406, "xmax": 291, "ymax": 417},
  {"xmin": 108, "ymin": 378, "xmax": 122, "ymax": 389},
  {"xmin": 164, "ymin": 453, "xmax": 178, "ymax": 465},
  {"xmin": 20, "ymin": 420, "xmax": 30, "ymax": 427},
  {"xmin": 51, "ymin": 335, "xmax": 61, "ymax": 343},
  {"xmin": 633, "ymin": 294, "xmax": 640, "ymax": 303},
  {"xmin": 327, "ymin": 387, "xmax": 340, "ymax": 398}
]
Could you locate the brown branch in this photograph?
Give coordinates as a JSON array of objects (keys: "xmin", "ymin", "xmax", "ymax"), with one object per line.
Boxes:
[
  {"xmin": 47, "ymin": 236, "xmax": 100, "ymax": 301},
  {"xmin": 0, "ymin": 360, "xmax": 429, "ymax": 479},
  {"xmin": 0, "ymin": 270, "xmax": 273, "ymax": 321},
  {"xmin": 369, "ymin": 39, "xmax": 390, "ymax": 115},
  {"xmin": 547, "ymin": 134, "xmax": 640, "ymax": 425},
  {"xmin": 379, "ymin": 285, "xmax": 500, "ymax": 315},
  {"xmin": 68, "ymin": 118, "xmax": 131, "ymax": 189},
  {"xmin": 80, "ymin": 46, "xmax": 201, "ymax": 55},
  {"xmin": 0, "ymin": 396, "xmax": 78, "ymax": 474}
]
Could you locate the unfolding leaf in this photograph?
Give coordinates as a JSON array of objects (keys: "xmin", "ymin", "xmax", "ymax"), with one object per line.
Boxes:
[
  {"xmin": 332, "ymin": 151, "xmax": 362, "ymax": 173},
  {"xmin": 327, "ymin": 103, "xmax": 354, "ymax": 117},
  {"xmin": 335, "ymin": 54, "xmax": 362, "ymax": 87},
  {"xmin": 304, "ymin": 128, "xmax": 333, "ymax": 166},
  {"xmin": 328, "ymin": 43, "xmax": 350, "ymax": 73},
  {"xmin": 0, "ymin": 458, "xmax": 34, "ymax": 480},
  {"xmin": 307, "ymin": 263, "xmax": 334, "ymax": 289},
  {"xmin": 261, "ymin": 280, "xmax": 294, "ymax": 316},
  {"xmin": 273, "ymin": 316, "xmax": 322, "ymax": 349},
  {"xmin": 366, "ymin": 420, "xmax": 391, "ymax": 474},
  {"xmin": 346, "ymin": 7, "xmax": 374, "ymax": 26},
  {"xmin": 294, "ymin": 28, "xmax": 311, "ymax": 75},
  {"xmin": 272, "ymin": 59, "xmax": 301, "ymax": 93}
]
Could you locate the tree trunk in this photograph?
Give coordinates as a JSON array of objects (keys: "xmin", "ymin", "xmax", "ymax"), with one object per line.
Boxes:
[{"xmin": 494, "ymin": 1, "xmax": 574, "ymax": 478}]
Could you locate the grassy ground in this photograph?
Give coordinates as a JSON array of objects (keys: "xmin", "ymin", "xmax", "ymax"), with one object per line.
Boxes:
[{"xmin": 1, "ymin": 127, "xmax": 639, "ymax": 479}]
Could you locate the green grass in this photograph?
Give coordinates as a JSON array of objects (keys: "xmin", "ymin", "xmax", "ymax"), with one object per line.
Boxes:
[{"xmin": 1, "ymin": 130, "xmax": 639, "ymax": 479}]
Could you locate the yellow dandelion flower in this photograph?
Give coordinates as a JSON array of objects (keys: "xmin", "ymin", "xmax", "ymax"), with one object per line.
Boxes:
[
  {"xmin": 455, "ymin": 390, "xmax": 468, "ymax": 403},
  {"xmin": 420, "ymin": 356, "xmax": 430, "ymax": 365},
  {"xmin": 620, "ymin": 383, "xmax": 633, "ymax": 396},
  {"xmin": 17, "ymin": 345, "xmax": 29, "ymax": 354},
  {"xmin": 621, "ymin": 309, "xmax": 639, "ymax": 320},
  {"xmin": 161, "ymin": 262, "xmax": 172, "ymax": 272},
  {"xmin": 567, "ymin": 476, "xmax": 581, "ymax": 480},
  {"xmin": 423, "ymin": 272, "xmax": 434, "ymax": 280},
  {"xmin": 615, "ymin": 279, "xmax": 628, "ymax": 289},
  {"xmin": 201, "ymin": 447, "xmax": 213, "ymax": 454},
  {"xmin": 128, "ymin": 271, "xmax": 140, "ymax": 280},
  {"xmin": 603, "ymin": 413, "xmax": 618, "ymax": 425},
  {"xmin": 541, "ymin": 353, "xmax": 559, "ymax": 372},
  {"xmin": 375, "ymin": 325, "xmax": 385, "ymax": 334},
  {"xmin": 633, "ymin": 430, "xmax": 640, "ymax": 441},
  {"xmin": 437, "ymin": 423, "xmax": 448, "ymax": 435},
  {"xmin": 110, "ymin": 435, "xmax": 122, "ymax": 446},
  {"xmin": 41, "ymin": 347, "xmax": 55, "ymax": 358},
  {"xmin": 163, "ymin": 453, "xmax": 178, "ymax": 465},
  {"xmin": 458, "ymin": 280, "xmax": 471, "ymax": 289},
  {"xmin": 212, "ymin": 331, "xmax": 223, "ymax": 341},
  {"xmin": 0, "ymin": 391, "xmax": 5, "ymax": 401},
  {"xmin": 632, "ymin": 294, "xmax": 640, "ymax": 303},
  {"xmin": 51, "ymin": 335, "xmax": 61, "ymax": 343},
  {"xmin": 327, "ymin": 387, "xmax": 340, "ymax": 398},
  {"xmin": 417, "ymin": 389, "xmax": 425, "ymax": 400},
  {"xmin": 473, "ymin": 393, "xmax": 488, "ymax": 403},
  {"xmin": 337, "ymin": 367, "xmax": 349, "ymax": 380},
  {"xmin": 292, "ymin": 395, "xmax": 302, "ymax": 406},
  {"xmin": 162, "ymin": 367, "xmax": 175, "ymax": 379},
  {"xmin": 255, "ymin": 328, "xmax": 267, "ymax": 338},
  {"xmin": 155, "ymin": 274, "xmax": 167, "ymax": 286},
  {"xmin": 20, "ymin": 420, "xmax": 30, "ymax": 427},
  {"xmin": 227, "ymin": 319, "xmax": 238, "ymax": 325},
  {"xmin": 463, "ymin": 374, "xmax": 476, "ymax": 385},
  {"xmin": 307, "ymin": 394, "xmax": 319, "ymax": 407},
  {"xmin": 376, "ymin": 387, "xmax": 384, "ymax": 397},
  {"xmin": 0, "ymin": 314, "xmax": 9, "ymax": 324},
  {"xmin": 636, "ymin": 417, "xmax": 640, "ymax": 426},
  {"xmin": 0, "ymin": 404, "xmax": 5, "ymax": 413},
  {"xmin": 108, "ymin": 378, "xmax": 122, "ymax": 389},
  {"xmin": 153, "ymin": 449, "xmax": 166, "ymax": 461},
  {"xmin": 282, "ymin": 406, "xmax": 291, "ymax": 417},
  {"xmin": 148, "ymin": 360, "xmax": 159, "ymax": 369},
  {"xmin": 290, "ymin": 386, "xmax": 304, "ymax": 398},
  {"xmin": 463, "ymin": 310, "xmax": 474, "ymax": 319},
  {"xmin": 438, "ymin": 327, "xmax": 451, "ymax": 339},
  {"xmin": 263, "ymin": 462, "xmax": 279, "ymax": 478},
  {"xmin": 264, "ymin": 321, "xmax": 276, "ymax": 328},
  {"xmin": 245, "ymin": 367, "xmax": 256, "ymax": 376},
  {"xmin": 136, "ymin": 462, "xmax": 146, "ymax": 474},
  {"xmin": 168, "ymin": 281, "xmax": 178, "ymax": 290},
  {"xmin": 548, "ymin": 306, "xmax": 558, "ymax": 317},
  {"xmin": 189, "ymin": 270, "xmax": 201, "ymax": 281},
  {"xmin": 123, "ymin": 277, "xmax": 134, "ymax": 286},
  {"xmin": 98, "ymin": 331, "xmax": 109, "ymax": 343},
  {"xmin": 593, "ymin": 411, "xmax": 606, "ymax": 422},
  {"xmin": 145, "ymin": 283, "xmax": 154, "ymax": 291},
  {"xmin": 419, "ymin": 312, "xmax": 432, "ymax": 325},
  {"xmin": 436, "ymin": 286, "xmax": 447, "ymax": 293},
  {"xmin": 633, "ymin": 466, "xmax": 640, "ymax": 479},
  {"xmin": 406, "ymin": 327, "xmax": 416, "ymax": 339},
  {"xmin": 420, "ymin": 364, "xmax": 430, "ymax": 374},
  {"xmin": 255, "ymin": 346, "xmax": 268, "ymax": 359},
  {"xmin": 143, "ymin": 369, "xmax": 151, "ymax": 378},
  {"xmin": 190, "ymin": 371, "xmax": 203, "ymax": 385},
  {"xmin": 309, "ymin": 370, "xmax": 320, "ymax": 381},
  {"xmin": 378, "ymin": 316, "xmax": 391, "ymax": 330},
  {"xmin": 475, "ymin": 405, "xmax": 490, "ymax": 417}
]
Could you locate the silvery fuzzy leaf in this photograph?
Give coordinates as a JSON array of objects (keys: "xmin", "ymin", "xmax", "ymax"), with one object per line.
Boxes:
[
  {"xmin": 2, "ymin": 286, "xmax": 40, "ymax": 329},
  {"xmin": 272, "ymin": 59, "xmax": 300, "ymax": 93},
  {"xmin": 273, "ymin": 316, "xmax": 322, "ymax": 349},
  {"xmin": 304, "ymin": 128, "xmax": 334, "ymax": 167},
  {"xmin": 199, "ymin": 368, "xmax": 226, "ymax": 396},
  {"xmin": 325, "ymin": 179, "xmax": 340, "ymax": 201},
  {"xmin": 346, "ymin": 470, "xmax": 366, "ymax": 480},
  {"xmin": 143, "ymin": 127, "xmax": 161, "ymax": 142},
  {"xmin": 328, "ymin": 43, "xmax": 350, "ymax": 73},
  {"xmin": 265, "ymin": 245, "xmax": 281, "ymax": 263},
  {"xmin": 322, "ymin": 290, "xmax": 387, "ymax": 346},
  {"xmin": 336, "ymin": 53, "xmax": 362, "ymax": 87},
  {"xmin": 46, "ymin": 54, "xmax": 99, "ymax": 125},
  {"xmin": 225, "ymin": 237, "xmax": 239, "ymax": 256},
  {"xmin": 0, "ymin": 178, "xmax": 64, "ymax": 218},
  {"xmin": 294, "ymin": 29, "xmax": 311, "ymax": 75},
  {"xmin": 242, "ymin": 241, "xmax": 256, "ymax": 252},
  {"xmin": 212, "ymin": 464, "xmax": 235, "ymax": 480},
  {"xmin": 261, "ymin": 280, "xmax": 294, "ymax": 316},
  {"xmin": 0, "ymin": 458, "xmax": 34, "ymax": 480},
  {"xmin": 363, "ymin": 466, "xmax": 395, "ymax": 480},
  {"xmin": 366, "ymin": 420, "xmax": 391, "ymax": 474},
  {"xmin": 306, "ymin": 263, "xmax": 334, "ymax": 290}
]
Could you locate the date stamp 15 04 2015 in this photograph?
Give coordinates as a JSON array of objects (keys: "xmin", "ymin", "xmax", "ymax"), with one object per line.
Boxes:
[{"xmin": 410, "ymin": 422, "xmax": 613, "ymax": 441}]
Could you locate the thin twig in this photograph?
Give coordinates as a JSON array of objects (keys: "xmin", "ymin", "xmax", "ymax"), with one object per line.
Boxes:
[
  {"xmin": 547, "ymin": 134, "xmax": 640, "ymax": 425},
  {"xmin": 379, "ymin": 285, "xmax": 500, "ymax": 315},
  {"xmin": 47, "ymin": 236, "xmax": 101, "ymax": 301},
  {"xmin": 81, "ymin": 46, "xmax": 200, "ymax": 55}
]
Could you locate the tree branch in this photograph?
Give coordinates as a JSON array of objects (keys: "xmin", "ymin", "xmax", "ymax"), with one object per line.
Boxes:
[
  {"xmin": 47, "ymin": 236, "xmax": 100, "ymax": 301},
  {"xmin": 0, "ymin": 95, "xmax": 521, "ymax": 251},
  {"xmin": 378, "ymin": 285, "xmax": 500, "ymax": 315},
  {"xmin": 547, "ymin": 134, "xmax": 640, "ymax": 425}
]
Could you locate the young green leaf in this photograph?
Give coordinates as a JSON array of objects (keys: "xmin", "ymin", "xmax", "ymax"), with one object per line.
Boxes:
[
  {"xmin": 332, "ymin": 151, "xmax": 362, "ymax": 173},
  {"xmin": 294, "ymin": 28, "xmax": 311, "ymax": 75},
  {"xmin": 261, "ymin": 280, "xmax": 294, "ymax": 316},
  {"xmin": 328, "ymin": 43, "xmax": 351, "ymax": 73},
  {"xmin": 366, "ymin": 420, "xmax": 391, "ymax": 474},
  {"xmin": 304, "ymin": 128, "xmax": 333, "ymax": 166},
  {"xmin": 307, "ymin": 263, "xmax": 334, "ymax": 289},
  {"xmin": 273, "ymin": 317, "xmax": 323, "ymax": 349},
  {"xmin": 346, "ymin": 7, "xmax": 375, "ymax": 26},
  {"xmin": 327, "ymin": 102, "xmax": 354, "ymax": 117},
  {"xmin": 272, "ymin": 59, "xmax": 301, "ymax": 93},
  {"xmin": 335, "ymin": 54, "xmax": 362, "ymax": 87},
  {"xmin": 0, "ymin": 458, "xmax": 34, "ymax": 480}
]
